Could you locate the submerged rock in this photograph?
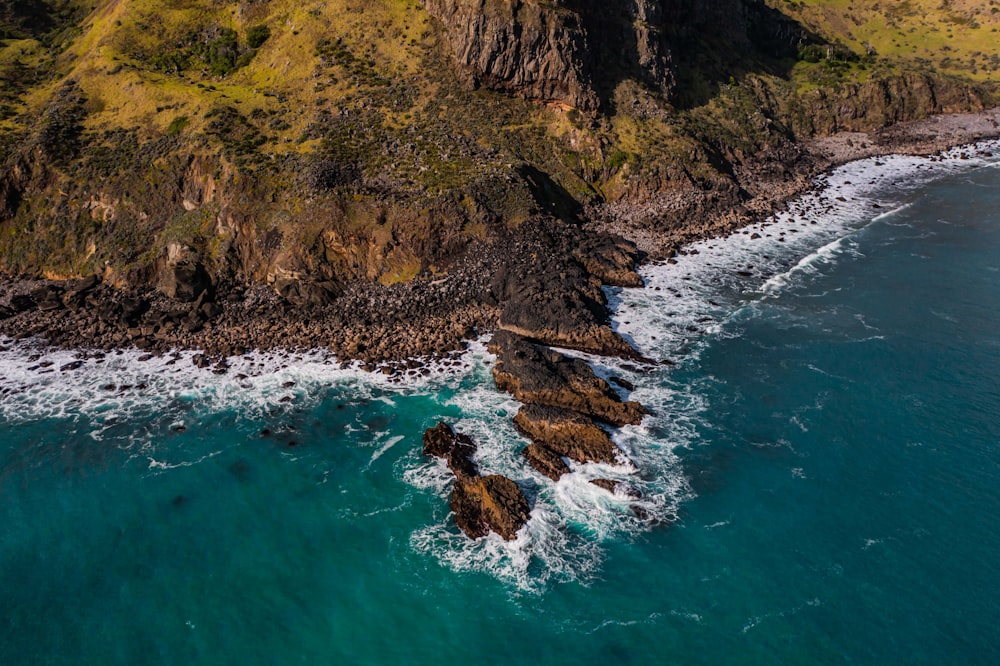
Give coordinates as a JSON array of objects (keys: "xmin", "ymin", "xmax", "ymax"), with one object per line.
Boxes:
[{"xmin": 590, "ymin": 478, "xmax": 643, "ymax": 499}]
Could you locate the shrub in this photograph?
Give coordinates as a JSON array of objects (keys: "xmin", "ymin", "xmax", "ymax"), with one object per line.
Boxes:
[{"xmin": 247, "ymin": 25, "xmax": 270, "ymax": 49}]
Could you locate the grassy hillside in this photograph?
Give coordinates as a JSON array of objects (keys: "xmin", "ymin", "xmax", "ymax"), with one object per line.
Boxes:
[
  {"xmin": 782, "ymin": 0, "xmax": 1000, "ymax": 82},
  {"xmin": 0, "ymin": 0, "xmax": 997, "ymax": 285}
]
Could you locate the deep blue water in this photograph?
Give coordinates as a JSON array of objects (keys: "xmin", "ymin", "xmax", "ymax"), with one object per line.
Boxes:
[{"xmin": 2, "ymin": 147, "xmax": 999, "ymax": 663}]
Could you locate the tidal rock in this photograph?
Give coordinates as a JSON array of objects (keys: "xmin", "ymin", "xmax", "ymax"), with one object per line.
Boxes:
[
  {"xmin": 450, "ymin": 474, "xmax": 530, "ymax": 541},
  {"xmin": 570, "ymin": 234, "xmax": 644, "ymax": 288},
  {"xmin": 493, "ymin": 257, "xmax": 640, "ymax": 359},
  {"xmin": 422, "ymin": 421, "xmax": 478, "ymax": 480},
  {"xmin": 490, "ymin": 331, "xmax": 648, "ymax": 427},
  {"xmin": 590, "ymin": 478, "xmax": 643, "ymax": 499},
  {"xmin": 515, "ymin": 404, "xmax": 632, "ymax": 466},
  {"xmin": 522, "ymin": 443, "xmax": 571, "ymax": 481}
]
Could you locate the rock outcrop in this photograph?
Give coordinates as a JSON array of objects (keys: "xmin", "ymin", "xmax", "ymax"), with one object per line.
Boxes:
[
  {"xmin": 422, "ymin": 0, "xmax": 676, "ymax": 110},
  {"xmin": 521, "ymin": 443, "xmax": 571, "ymax": 481},
  {"xmin": 450, "ymin": 474, "xmax": 531, "ymax": 541},
  {"xmin": 423, "ymin": 422, "xmax": 530, "ymax": 540},
  {"xmin": 489, "ymin": 330, "xmax": 648, "ymax": 427},
  {"xmin": 489, "ymin": 225, "xmax": 644, "ymax": 358},
  {"xmin": 514, "ymin": 404, "xmax": 632, "ymax": 467}
]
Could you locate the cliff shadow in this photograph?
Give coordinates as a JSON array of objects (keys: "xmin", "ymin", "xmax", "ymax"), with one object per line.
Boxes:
[
  {"xmin": 576, "ymin": 0, "xmax": 823, "ymax": 113},
  {"xmin": 518, "ymin": 165, "xmax": 584, "ymax": 224}
]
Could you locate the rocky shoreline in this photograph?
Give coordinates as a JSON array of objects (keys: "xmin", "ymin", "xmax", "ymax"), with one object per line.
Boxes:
[
  {"xmin": 2, "ymin": 109, "xmax": 997, "ymax": 368},
  {"xmin": 2, "ymin": 110, "xmax": 999, "ymax": 541}
]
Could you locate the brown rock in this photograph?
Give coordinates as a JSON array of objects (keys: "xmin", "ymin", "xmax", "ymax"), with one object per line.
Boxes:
[
  {"xmin": 515, "ymin": 404, "xmax": 632, "ymax": 466},
  {"xmin": 450, "ymin": 474, "xmax": 530, "ymax": 541},
  {"xmin": 422, "ymin": 422, "xmax": 478, "ymax": 480},
  {"xmin": 522, "ymin": 443, "xmax": 571, "ymax": 481},
  {"xmin": 490, "ymin": 331, "xmax": 648, "ymax": 427}
]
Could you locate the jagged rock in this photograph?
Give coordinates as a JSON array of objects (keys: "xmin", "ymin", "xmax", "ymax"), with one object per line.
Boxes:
[
  {"xmin": 489, "ymin": 330, "xmax": 649, "ymax": 426},
  {"xmin": 422, "ymin": 421, "xmax": 478, "ymax": 480},
  {"xmin": 423, "ymin": 422, "xmax": 530, "ymax": 540},
  {"xmin": 522, "ymin": 443, "xmax": 571, "ymax": 481},
  {"xmin": 489, "ymin": 225, "xmax": 643, "ymax": 358},
  {"xmin": 9, "ymin": 294, "xmax": 35, "ymax": 313},
  {"xmin": 569, "ymin": 234, "xmax": 644, "ymax": 288},
  {"xmin": 30, "ymin": 284, "xmax": 64, "ymax": 311},
  {"xmin": 515, "ymin": 404, "xmax": 632, "ymax": 466},
  {"xmin": 275, "ymin": 278, "xmax": 342, "ymax": 308},
  {"xmin": 608, "ymin": 375, "xmax": 636, "ymax": 391},
  {"xmin": 61, "ymin": 275, "xmax": 99, "ymax": 309},
  {"xmin": 450, "ymin": 474, "xmax": 530, "ymax": 541},
  {"xmin": 157, "ymin": 243, "xmax": 211, "ymax": 302}
]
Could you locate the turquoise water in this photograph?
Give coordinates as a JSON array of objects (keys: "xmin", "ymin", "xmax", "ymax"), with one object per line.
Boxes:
[{"xmin": 2, "ymin": 144, "xmax": 999, "ymax": 663}]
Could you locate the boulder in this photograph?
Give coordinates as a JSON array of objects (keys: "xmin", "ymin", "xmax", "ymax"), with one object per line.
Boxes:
[
  {"xmin": 275, "ymin": 278, "xmax": 341, "ymax": 308},
  {"xmin": 590, "ymin": 478, "xmax": 643, "ymax": 499},
  {"xmin": 489, "ymin": 330, "xmax": 649, "ymax": 426},
  {"xmin": 61, "ymin": 275, "xmax": 99, "ymax": 310},
  {"xmin": 422, "ymin": 422, "xmax": 478, "ymax": 480},
  {"xmin": 450, "ymin": 474, "xmax": 530, "ymax": 541},
  {"xmin": 522, "ymin": 443, "xmax": 571, "ymax": 481},
  {"xmin": 30, "ymin": 284, "xmax": 64, "ymax": 311},
  {"xmin": 514, "ymin": 404, "xmax": 632, "ymax": 466},
  {"xmin": 160, "ymin": 261, "xmax": 211, "ymax": 302},
  {"xmin": 9, "ymin": 294, "xmax": 35, "ymax": 313}
]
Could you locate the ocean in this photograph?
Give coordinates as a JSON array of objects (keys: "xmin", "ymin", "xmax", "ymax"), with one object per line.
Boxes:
[{"xmin": 2, "ymin": 141, "xmax": 998, "ymax": 664}]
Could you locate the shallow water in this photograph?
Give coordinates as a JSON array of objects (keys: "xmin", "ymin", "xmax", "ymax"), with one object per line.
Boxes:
[{"xmin": 2, "ymin": 142, "xmax": 999, "ymax": 663}]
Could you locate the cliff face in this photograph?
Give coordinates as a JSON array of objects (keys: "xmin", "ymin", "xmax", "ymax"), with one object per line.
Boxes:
[
  {"xmin": 421, "ymin": 0, "xmax": 677, "ymax": 109},
  {"xmin": 421, "ymin": 0, "xmax": 810, "ymax": 110}
]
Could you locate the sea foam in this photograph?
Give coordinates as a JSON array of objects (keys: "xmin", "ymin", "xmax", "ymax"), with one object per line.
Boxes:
[{"xmin": 2, "ymin": 138, "xmax": 998, "ymax": 591}]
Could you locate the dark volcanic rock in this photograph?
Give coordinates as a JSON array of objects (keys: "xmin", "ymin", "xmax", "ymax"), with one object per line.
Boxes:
[
  {"xmin": 489, "ymin": 330, "xmax": 648, "ymax": 426},
  {"xmin": 275, "ymin": 278, "xmax": 342, "ymax": 307},
  {"xmin": 522, "ymin": 443, "xmax": 571, "ymax": 481},
  {"xmin": 10, "ymin": 293, "xmax": 36, "ymax": 313},
  {"xmin": 422, "ymin": 422, "xmax": 530, "ymax": 540},
  {"xmin": 160, "ymin": 261, "xmax": 211, "ymax": 302},
  {"xmin": 450, "ymin": 474, "xmax": 531, "ymax": 541},
  {"xmin": 590, "ymin": 478, "xmax": 642, "ymax": 499},
  {"xmin": 570, "ymin": 234, "xmax": 644, "ymax": 288},
  {"xmin": 493, "ymin": 254, "xmax": 639, "ymax": 359},
  {"xmin": 422, "ymin": 421, "xmax": 478, "ymax": 480},
  {"xmin": 514, "ymin": 404, "xmax": 631, "ymax": 466}
]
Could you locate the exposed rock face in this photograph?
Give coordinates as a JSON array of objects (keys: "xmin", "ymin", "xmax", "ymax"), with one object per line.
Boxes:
[
  {"xmin": 514, "ymin": 404, "xmax": 631, "ymax": 466},
  {"xmin": 450, "ymin": 474, "xmax": 531, "ymax": 540},
  {"xmin": 157, "ymin": 244, "xmax": 211, "ymax": 302},
  {"xmin": 422, "ymin": 0, "xmax": 675, "ymax": 110},
  {"xmin": 489, "ymin": 330, "xmax": 648, "ymax": 426},
  {"xmin": 422, "ymin": 422, "xmax": 530, "ymax": 540},
  {"xmin": 489, "ymin": 225, "xmax": 643, "ymax": 358},
  {"xmin": 800, "ymin": 72, "xmax": 989, "ymax": 135}
]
